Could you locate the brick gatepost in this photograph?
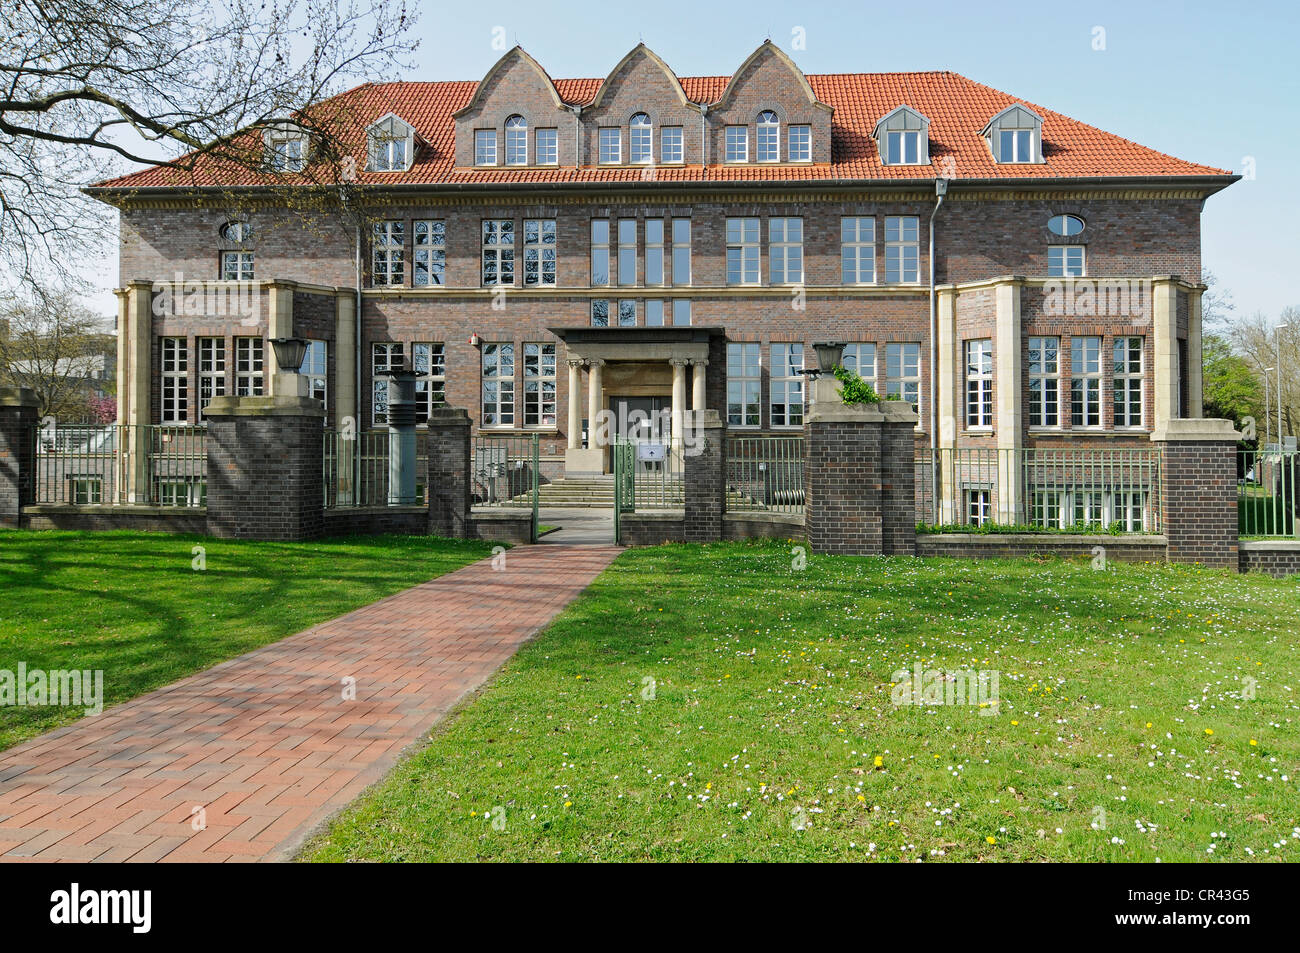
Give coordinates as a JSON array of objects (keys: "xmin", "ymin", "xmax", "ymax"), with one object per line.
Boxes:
[
  {"xmin": 805, "ymin": 395, "xmax": 881, "ymax": 555},
  {"xmin": 204, "ymin": 395, "xmax": 325, "ymax": 541},
  {"xmin": 0, "ymin": 387, "xmax": 38, "ymax": 528},
  {"xmin": 427, "ymin": 405, "xmax": 472, "ymax": 538},
  {"xmin": 683, "ymin": 409, "xmax": 725, "ymax": 543},
  {"xmin": 1154, "ymin": 418, "xmax": 1241, "ymax": 569},
  {"xmin": 879, "ymin": 400, "xmax": 919, "ymax": 555}
]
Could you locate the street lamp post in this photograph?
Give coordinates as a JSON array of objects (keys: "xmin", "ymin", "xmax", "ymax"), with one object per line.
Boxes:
[
  {"xmin": 1277, "ymin": 324, "xmax": 1288, "ymax": 449},
  {"xmin": 1265, "ymin": 367, "xmax": 1274, "ymax": 450}
]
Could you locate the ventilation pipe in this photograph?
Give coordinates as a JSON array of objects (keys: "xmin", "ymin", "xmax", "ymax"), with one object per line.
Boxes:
[{"xmin": 386, "ymin": 368, "xmax": 419, "ymax": 504}]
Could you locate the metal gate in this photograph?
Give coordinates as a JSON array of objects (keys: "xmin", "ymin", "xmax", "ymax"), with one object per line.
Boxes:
[
  {"xmin": 472, "ymin": 432, "xmax": 540, "ymax": 543},
  {"xmin": 612, "ymin": 436, "xmax": 635, "ymax": 544}
]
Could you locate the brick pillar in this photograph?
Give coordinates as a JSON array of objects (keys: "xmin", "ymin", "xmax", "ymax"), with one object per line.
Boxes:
[
  {"xmin": 0, "ymin": 388, "xmax": 38, "ymax": 528},
  {"xmin": 204, "ymin": 395, "xmax": 325, "ymax": 541},
  {"xmin": 427, "ymin": 405, "xmax": 472, "ymax": 538},
  {"xmin": 1154, "ymin": 418, "xmax": 1240, "ymax": 569},
  {"xmin": 804, "ymin": 388, "xmax": 884, "ymax": 555},
  {"xmin": 683, "ymin": 409, "xmax": 724, "ymax": 543},
  {"xmin": 880, "ymin": 400, "xmax": 919, "ymax": 555}
]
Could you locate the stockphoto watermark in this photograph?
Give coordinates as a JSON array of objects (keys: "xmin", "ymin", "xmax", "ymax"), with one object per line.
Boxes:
[
  {"xmin": 1043, "ymin": 277, "xmax": 1152, "ymax": 320},
  {"xmin": 0, "ymin": 664, "xmax": 104, "ymax": 716},
  {"xmin": 151, "ymin": 272, "xmax": 261, "ymax": 325},
  {"xmin": 588, "ymin": 406, "xmax": 707, "ymax": 456},
  {"xmin": 891, "ymin": 662, "xmax": 1000, "ymax": 714}
]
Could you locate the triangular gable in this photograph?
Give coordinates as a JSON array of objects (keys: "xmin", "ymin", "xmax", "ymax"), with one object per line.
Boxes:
[
  {"xmin": 588, "ymin": 44, "xmax": 694, "ymax": 110},
  {"xmin": 452, "ymin": 46, "xmax": 566, "ymax": 118},
  {"xmin": 711, "ymin": 40, "xmax": 831, "ymax": 112}
]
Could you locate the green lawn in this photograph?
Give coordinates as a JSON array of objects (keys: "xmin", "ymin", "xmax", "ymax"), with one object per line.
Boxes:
[
  {"xmin": 307, "ymin": 540, "xmax": 1300, "ymax": 863},
  {"xmin": 0, "ymin": 530, "xmax": 494, "ymax": 750}
]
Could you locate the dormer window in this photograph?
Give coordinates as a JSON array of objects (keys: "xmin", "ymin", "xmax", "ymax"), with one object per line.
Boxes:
[
  {"xmin": 982, "ymin": 105, "xmax": 1044, "ymax": 164},
  {"xmin": 475, "ymin": 129, "xmax": 497, "ymax": 166},
  {"xmin": 725, "ymin": 125, "xmax": 748, "ymax": 162},
  {"xmin": 599, "ymin": 127, "xmax": 621, "ymax": 164},
  {"xmin": 630, "ymin": 113, "xmax": 652, "ymax": 164},
  {"xmin": 367, "ymin": 114, "xmax": 416, "ymax": 172},
  {"xmin": 505, "ymin": 116, "xmax": 528, "ymax": 165},
  {"xmin": 757, "ymin": 111, "xmax": 780, "ymax": 162},
  {"xmin": 264, "ymin": 123, "xmax": 308, "ymax": 172},
  {"xmin": 873, "ymin": 106, "xmax": 930, "ymax": 166}
]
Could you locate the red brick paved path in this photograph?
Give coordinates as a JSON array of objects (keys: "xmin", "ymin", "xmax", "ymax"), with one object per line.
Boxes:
[{"xmin": 0, "ymin": 544, "xmax": 620, "ymax": 863}]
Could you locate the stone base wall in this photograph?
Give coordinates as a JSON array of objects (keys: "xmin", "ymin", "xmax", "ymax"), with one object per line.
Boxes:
[
  {"xmin": 1238, "ymin": 541, "xmax": 1300, "ymax": 577},
  {"xmin": 21, "ymin": 505, "xmax": 209, "ymax": 535},
  {"xmin": 620, "ymin": 512, "xmax": 687, "ymax": 546},
  {"xmin": 471, "ymin": 512, "xmax": 534, "ymax": 544},
  {"xmin": 323, "ymin": 506, "xmax": 429, "ymax": 537},
  {"xmin": 917, "ymin": 533, "xmax": 1168, "ymax": 564}
]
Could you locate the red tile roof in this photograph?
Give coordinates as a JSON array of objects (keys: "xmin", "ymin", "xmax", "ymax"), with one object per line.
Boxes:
[{"xmin": 91, "ymin": 70, "xmax": 1231, "ymax": 191}]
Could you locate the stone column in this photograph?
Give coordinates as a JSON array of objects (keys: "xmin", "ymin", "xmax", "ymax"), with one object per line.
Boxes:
[
  {"xmin": 427, "ymin": 405, "xmax": 472, "ymax": 538},
  {"xmin": 204, "ymin": 395, "xmax": 325, "ymax": 541},
  {"xmin": 567, "ymin": 359, "xmax": 583, "ymax": 450},
  {"xmin": 265, "ymin": 281, "xmax": 295, "ymax": 398},
  {"xmin": 124, "ymin": 280, "xmax": 153, "ymax": 503},
  {"xmin": 587, "ymin": 359, "xmax": 605, "ymax": 467},
  {"xmin": 1187, "ymin": 286, "xmax": 1204, "ymax": 418},
  {"xmin": 994, "ymin": 278, "xmax": 1023, "ymax": 522},
  {"xmin": 0, "ymin": 387, "xmax": 38, "ymax": 528},
  {"xmin": 1152, "ymin": 276, "xmax": 1179, "ymax": 431},
  {"xmin": 935, "ymin": 285, "xmax": 958, "ymax": 523},
  {"xmin": 333, "ymin": 290, "xmax": 357, "ymax": 504},
  {"xmin": 670, "ymin": 358, "xmax": 688, "ymax": 456},
  {"xmin": 691, "ymin": 359, "xmax": 708, "ymax": 410},
  {"xmin": 1154, "ymin": 418, "xmax": 1240, "ymax": 569},
  {"xmin": 683, "ymin": 409, "xmax": 724, "ymax": 543}
]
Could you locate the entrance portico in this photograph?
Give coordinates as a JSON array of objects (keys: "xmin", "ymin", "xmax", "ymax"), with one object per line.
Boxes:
[{"xmin": 550, "ymin": 326, "xmax": 717, "ymax": 476}]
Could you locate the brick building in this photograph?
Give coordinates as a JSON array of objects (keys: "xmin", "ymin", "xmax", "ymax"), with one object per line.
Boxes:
[{"xmin": 89, "ymin": 41, "xmax": 1236, "ymax": 525}]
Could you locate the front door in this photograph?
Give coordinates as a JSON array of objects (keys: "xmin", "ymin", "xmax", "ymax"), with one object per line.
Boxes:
[{"xmin": 608, "ymin": 396, "xmax": 672, "ymax": 443}]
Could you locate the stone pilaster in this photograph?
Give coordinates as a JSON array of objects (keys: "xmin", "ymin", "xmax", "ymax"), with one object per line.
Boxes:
[
  {"xmin": 204, "ymin": 395, "xmax": 325, "ymax": 541},
  {"xmin": 0, "ymin": 387, "xmax": 38, "ymax": 528},
  {"xmin": 1154, "ymin": 418, "xmax": 1240, "ymax": 569},
  {"xmin": 427, "ymin": 405, "xmax": 472, "ymax": 538},
  {"xmin": 683, "ymin": 409, "xmax": 724, "ymax": 543}
]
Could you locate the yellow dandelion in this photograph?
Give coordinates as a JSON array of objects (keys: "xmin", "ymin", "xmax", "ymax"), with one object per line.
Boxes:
[{"xmin": 986, "ymin": 836, "xmax": 997, "ymax": 845}]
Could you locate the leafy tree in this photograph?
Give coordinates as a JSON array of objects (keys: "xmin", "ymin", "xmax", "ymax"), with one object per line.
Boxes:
[{"xmin": 1201, "ymin": 333, "xmax": 1263, "ymax": 444}]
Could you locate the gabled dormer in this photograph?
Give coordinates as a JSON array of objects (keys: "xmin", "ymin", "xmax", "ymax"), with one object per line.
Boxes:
[
  {"xmin": 981, "ymin": 104, "xmax": 1044, "ymax": 164},
  {"xmin": 707, "ymin": 41, "xmax": 832, "ymax": 165},
  {"xmin": 580, "ymin": 44, "xmax": 701, "ymax": 167},
  {"xmin": 366, "ymin": 113, "xmax": 418, "ymax": 172},
  {"xmin": 872, "ymin": 105, "xmax": 930, "ymax": 166},
  {"xmin": 453, "ymin": 46, "xmax": 573, "ymax": 168},
  {"xmin": 262, "ymin": 121, "xmax": 310, "ymax": 173}
]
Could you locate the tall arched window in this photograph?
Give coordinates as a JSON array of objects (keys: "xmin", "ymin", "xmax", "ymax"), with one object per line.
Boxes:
[
  {"xmin": 629, "ymin": 113, "xmax": 652, "ymax": 164},
  {"xmin": 505, "ymin": 115, "xmax": 528, "ymax": 166},
  {"xmin": 756, "ymin": 110, "xmax": 780, "ymax": 163}
]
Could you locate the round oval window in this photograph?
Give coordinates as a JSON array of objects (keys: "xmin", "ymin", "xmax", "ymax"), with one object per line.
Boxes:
[
  {"xmin": 220, "ymin": 221, "xmax": 253, "ymax": 242},
  {"xmin": 1047, "ymin": 214, "xmax": 1084, "ymax": 236}
]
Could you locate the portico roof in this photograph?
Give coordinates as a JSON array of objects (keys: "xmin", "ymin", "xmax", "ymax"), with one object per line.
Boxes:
[{"xmin": 547, "ymin": 326, "xmax": 721, "ymax": 363}]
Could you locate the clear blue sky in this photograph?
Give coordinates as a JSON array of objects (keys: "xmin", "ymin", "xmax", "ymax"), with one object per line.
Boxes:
[{"xmin": 89, "ymin": 0, "xmax": 1299, "ymax": 322}]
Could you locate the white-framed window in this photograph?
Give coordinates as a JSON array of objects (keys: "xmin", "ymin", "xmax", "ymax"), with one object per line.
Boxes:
[
  {"xmin": 672, "ymin": 300, "xmax": 691, "ymax": 326},
  {"xmin": 630, "ymin": 113, "xmax": 652, "ymax": 164},
  {"xmin": 1072, "ymin": 489, "xmax": 1105, "ymax": 529},
  {"xmin": 769, "ymin": 217, "xmax": 803, "ymax": 285},
  {"xmin": 372, "ymin": 220, "xmax": 405, "ymax": 285},
  {"xmin": 646, "ymin": 300, "xmax": 690, "ymax": 327},
  {"xmin": 617, "ymin": 299, "xmax": 636, "ymax": 327},
  {"xmin": 221, "ymin": 251, "xmax": 254, "ymax": 281},
  {"xmin": 841, "ymin": 343, "xmax": 877, "ymax": 388},
  {"xmin": 671, "ymin": 218, "xmax": 691, "ymax": 286},
  {"xmin": 645, "ymin": 218, "xmax": 665, "ymax": 285},
  {"xmin": 1071, "ymin": 335, "xmax": 1102, "ymax": 428},
  {"xmin": 234, "ymin": 337, "xmax": 264, "ymax": 397},
  {"xmin": 645, "ymin": 300, "xmax": 666, "ymax": 327},
  {"xmin": 599, "ymin": 127, "xmax": 621, "ymax": 163},
  {"xmin": 523, "ymin": 219, "xmax": 557, "ymax": 287},
  {"xmin": 617, "ymin": 218, "xmax": 636, "ymax": 286},
  {"xmin": 966, "ymin": 489, "xmax": 991, "ymax": 526},
  {"xmin": 303, "ymin": 340, "xmax": 327, "ymax": 407},
  {"xmin": 367, "ymin": 116, "xmax": 411, "ymax": 172},
  {"xmin": 841, "ymin": 216, "xmax": 875, "ymax": 284},
  {"xmin": 505, "ymin": 115, "xmax": 528, "ymax": 165},
  {"xmin": 371, "ymin": 342, "xmax": 404, "ymax": 425},
  {"xmin": 661, "ymin": 126, "xmax": 683, "ymax": 163},
  {"xmin": 1113, "ymin": 336, "xmax": 1144, "ymax": 428},
  {"xmin": 590, "ymin": 219, "xmax": 610, "ymax": 286},
  {"xmin": 267, "ymin": 129, "xmax": 306, "ymax": 172},
  {"xmin": 885, "ymin": 130, "xmax": 922, "ymax": 165},
  {"xmin": 885, "ymin": 342, "xmax": 921, "ymax": 413},
  {"xmin": 161, "ymin": 337, "xmax": 188, "ymax": 424},
  {"xmin": 999, "ymin": 127, "xmax": 1034, "ymax": 163},
  {"xmin": 482, "ymin": 218, "xmax": 515, "ymax": 286},
  {"xmin": 413, "ymin": 342, "xmax": 445, "ymax": 424},
  {"xmin": 1048, "ymin": 214, "xmax": 1085, "ymax": 237},
  {"xmin": 535, "ymin": 128, "xmax": 558, "ymax": 165},
  {"xmin": 590, "ymin": 299, "xmax": 610, "ymax": 327},
  {"xmin": 1028, "ymin": 336, "xmax": 1060, "ymax": 428},
  {"xmin": 1112, "ymin": 490, "xmax": 1148, "ymax": 532},
  {"xmin": 71, "ymin": 476, "xmax": 103, "ymax": 505},
  {"xmin": 481, "ymin": 342, "xmax": 515, "ymax": 427},
  {"xmin": 788, "ymin": 125, "xmax": 811, "ymax": 162},
  {"xmin": 770, "ymin": 342, "xmax": 804, "ymax": 428},
  {"xmin": 725, "ymin": 125, "xmax": 748, "ymax": 162},
  {"xmin": 965, "ymin": 339, "xmax": 993, "ymax": 429},
  {"xmin": 157, "ymin": 478, "xmax": 205, "ymax": 508},
  {"xmin": 726, "ymin": 342, "xmax": 761, "ymax": 428},
  {"xmin": 1031, "ymin": 489, "xmax": 1065, "ymax": 529},
  {"xmin": 197, "ymin": 337, "xmax": 225, "ymax": 421},
  {"xmin": 474, "ymin": 129, "xmax": 497, "ymax": 165},
  {"xmin": 756, "ymin": 110, "xmax": 780, "ymax": 163},
  {"xmin": 1048, "ymin": 245, "xmax": 1085, "ymax": 277},
  {"xmin": 524, "ymin": 343, "xmax": 557, "ymax": 427},
  {"xmin": 220, "ymin": 220, "xmax": 253, "ymax": 243},
  {"xmin": 726, "ymin": 217, "xmax": 760, "ymax": 285},
  {"xmin": 885, "ymin": 216, "xmax": 920, "ymax": 283},
  {"xmin": 413, "ymin": 219, "xmax": 445, "ymax": 286}
]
